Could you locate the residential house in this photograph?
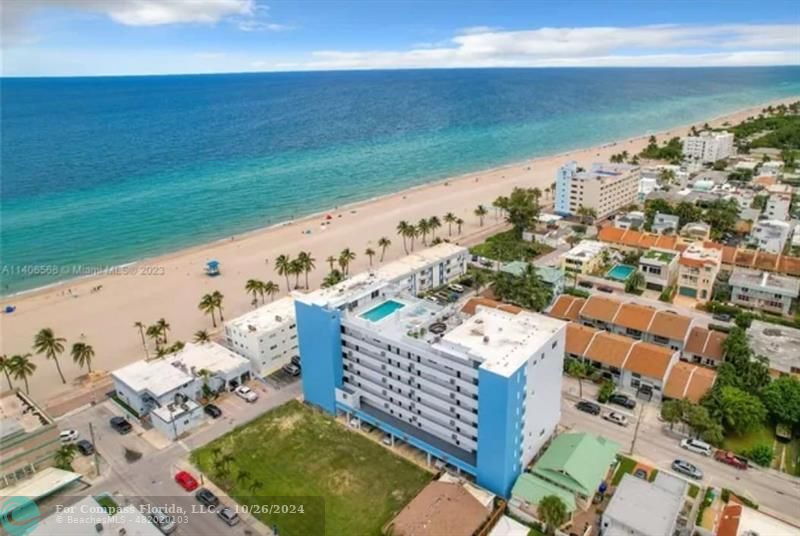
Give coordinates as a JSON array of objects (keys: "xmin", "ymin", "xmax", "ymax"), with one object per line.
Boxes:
[
  {"xmin": 651, "ymin": 213, "xmax": 680, "ymax": 235},
  {"xmin": 500, "ymin": 261, "xmax": 565, "ymax": 296},
  {"xmin": 601, "ymin": 473, "xmax": 689, "ymax": 536},
  {"xmin": 613, "ymin": 211, "xmax": 645, "ymax": 230},
  {"xmin": 730, "ymin": 269, "xmax": 800, "ymax": 316},
  {"xmin": 0, "ymin": 391, "xmax": 59, "ymax": 485},
  {"xmin": 747, "ymin": 320, "xmax": 800, "ymax": 377},
  {"xmin": 765, "ymin": 193, "xmax": 791, "ymax": 221},
  {"xmin": 680, "ymin": 222, "xmax": 711, "ymax": 243},
  {"xmin": 682, "ymin": 326, "xmax": 727, "ymax": 367},
  {"xmin": 677, "ymin": 242, "xmax": 722, "ymax": 301},
  {"xmin": 663, "ymin": 362, "xmax": 717, "ymax": 403},
  {"xmin": 560, "ymin": 240, "xmax": 608, "ymax": 276},
  {"xmin": 750, "ymin": 219, "xmax": 792, "ymax": 254},
  {"xmin": 638, "ymin": 248, "xmax": 679, "ymax": 292}
]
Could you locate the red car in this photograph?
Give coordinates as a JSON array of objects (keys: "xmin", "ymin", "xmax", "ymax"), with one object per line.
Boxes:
[
  {"xmin": 714, "ymin": 451, "xmax": 748, "ymax": 470},
  {"xmin": 175, "ymin": 470, "xmax": 199, "ymax": 491}
]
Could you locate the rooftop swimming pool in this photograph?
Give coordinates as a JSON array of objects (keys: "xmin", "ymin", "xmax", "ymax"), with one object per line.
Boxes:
[
  {"xmin": 606, "ymin": 264, "xmax": 636, "ymax": 281},
  {"xmin": 360, "ymin": 300, "xmax": 406, "ymax": 322}
]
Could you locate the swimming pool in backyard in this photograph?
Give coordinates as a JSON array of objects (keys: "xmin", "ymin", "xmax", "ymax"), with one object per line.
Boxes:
[
  {"xmin": 606, "ymin": 264, "xmax": 636, "ymax": 281},
  {"xmin": 360, "ymin": 300, "xmax": 406, "ymax": 322}
]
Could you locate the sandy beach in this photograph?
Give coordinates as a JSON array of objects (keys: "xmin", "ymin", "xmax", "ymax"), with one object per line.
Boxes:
[{"xmin": 1, "ymin": 97, "xmax": 796, "ymax": 401}]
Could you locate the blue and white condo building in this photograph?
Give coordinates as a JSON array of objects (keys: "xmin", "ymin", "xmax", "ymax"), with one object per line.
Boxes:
[
  {"xmin": 554, "ymin": 161, "xmax": 640, "ymax": 220},
  {"xmin": 294, "ymin": 248, "xmax": 566, "ymax": 497}
]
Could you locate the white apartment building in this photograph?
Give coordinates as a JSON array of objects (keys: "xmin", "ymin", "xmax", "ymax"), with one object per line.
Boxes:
[
  {"xmin": 730, "ymin": 269, "xmax": 800, "ymax": 316},
  {"xmin": 765, "ymin": 193, "xmax": 791, "ymax": 221},
  {"xmin": 682, "ymin": 131, "xmax": 735, "ymax": 163},
  {"xmin": 560, "ymin": 240, "xmax": 607, "ymax": 275},
  {"xmin": 749, "ymin": 219, "xmax": 792, "ymax": 254},
  {"xmin": 554, "ymin": 162, "xmax": 640, "ymax": 219},
  {"xmin": 376, "ymin": 242, "xmax": 469, "ymax": 295},
  {"xmin": 225, "ymin": 296, "xmax": 298, "ymax": 376},
  {"xmin": 651, "ymin": 213, "xmax": 680, "ymax": 235}
]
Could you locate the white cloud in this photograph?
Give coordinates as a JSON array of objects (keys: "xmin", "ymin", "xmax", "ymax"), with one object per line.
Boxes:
[
  {"xmin": 280, "ymin": 23, "xmax": 800, "ymax": 70},
  {"xmin": 238, "ymin": 20, "xmax": 294, "ymax": 32}
]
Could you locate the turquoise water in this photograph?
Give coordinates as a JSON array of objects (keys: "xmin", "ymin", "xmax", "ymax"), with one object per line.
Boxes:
[
  {"xmin": 2, "ymin": 68, "xmax": 800, "ymax": 294},
  {"xmin": 360, "ymin": 300, "xmax": 406, "ymax": 322},
  {"xmin": 607, "ymin": 264, "xmax": 637, "ymax": 281}
]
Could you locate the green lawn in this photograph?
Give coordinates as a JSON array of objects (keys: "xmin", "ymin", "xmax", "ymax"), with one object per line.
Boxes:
[
  {"xmin": 191, "ymin": 401, "xmax": 432, "ymax": 536},
  {"xmin": 775, "ymin": 439, "xmax": 800, "ymax": 476},
  {"xmin": 611, "ymin": 456, "xmax": 637, "ymax": 486},
  {"xmin": 469, "ymin": 230, "xmax": 553, "ymax": 262},
  {"xmin": 688, "ymin": 484, "xmax": 700, "ymax": 499},
  {"xmin": 722, "ymin": 423, "xmax": 775, "ymax": 455}
]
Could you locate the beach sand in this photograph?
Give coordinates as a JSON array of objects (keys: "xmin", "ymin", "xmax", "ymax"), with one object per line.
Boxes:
[{"xmin": 1, "ymin": 98, "xmax": 795, "ymax": 401}]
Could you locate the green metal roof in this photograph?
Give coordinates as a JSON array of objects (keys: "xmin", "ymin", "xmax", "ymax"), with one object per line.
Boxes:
[
  {"xmin": 511, "ymin": 473, "xmax": 576, "ymax": 512},
  {"xmin": 531, "ymin": 433, "xmax": 620, "ymax": 497},
  {"xmin": 499, "ymin": 262, "xmax": 563, "ymax": 285}
]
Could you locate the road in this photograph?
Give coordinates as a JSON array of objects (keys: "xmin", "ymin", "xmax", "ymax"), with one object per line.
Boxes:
[
  {"xmin": 56, "ymin": 380, "xmax": 302, "ymax": 536},
  {"xmin": 560, "ymin": 393, "xmax": 800, "ymax": 521}
]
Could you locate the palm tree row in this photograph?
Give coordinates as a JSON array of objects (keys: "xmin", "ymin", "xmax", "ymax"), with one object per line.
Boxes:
[
  {"xmin": 274, "ymin": 252, "xmax": 316, "ymax": 290},
  {"xmin": 198, "ymin": 292, "xmax": 225, "ymax": 328},
  {"xmin": 396, "ymin": 213, "xmax": 466, "ymax": 254},
  {"xmin": 244, "ymin": 279, "xmax": 280, "ymax": 307},
  {"xmin": 2, "ymin": 328, "xmax": 98, "ymax": 394}
]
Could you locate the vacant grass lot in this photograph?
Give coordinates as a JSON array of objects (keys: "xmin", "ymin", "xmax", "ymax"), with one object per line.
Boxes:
[
  {"xmin": 722, "ymin": 423, "xmax": 775, "ymax": 455},
  {"xmin": 191, "ymin": 401, "xmax": 431, "ymax": 535}
]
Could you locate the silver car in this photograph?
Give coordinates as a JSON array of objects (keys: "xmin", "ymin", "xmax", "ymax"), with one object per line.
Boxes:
[
  {"xmin": 216, "ymin": 507, "xmax": 240, "ymax": 526},
  {"xmin": 150, "ymin": 507, "xmax": 177, "ymax": 534},
  {"xmin": 672, "ymin": 459, "xmax": 703, "ymax": 480}
]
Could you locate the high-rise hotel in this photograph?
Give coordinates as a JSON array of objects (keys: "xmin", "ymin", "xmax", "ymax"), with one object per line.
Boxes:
[{"xmin": 294, "ymin": 246, "xmax": 566, "ymax": 497}]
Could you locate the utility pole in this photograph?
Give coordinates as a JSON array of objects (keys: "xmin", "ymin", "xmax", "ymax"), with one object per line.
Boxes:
[
  {"xmin": 89, "ymin": 422, "xmax": 100, "ymax": 476},
  {"xmin": 629, "ymin": 403, "xmax": 644, "ymax": 456}
]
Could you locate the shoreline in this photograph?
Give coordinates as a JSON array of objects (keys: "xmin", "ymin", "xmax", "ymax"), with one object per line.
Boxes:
[
  {"xmin": 1, "ymin": 95, "xmax": 797, "ymax": 401},
  {"xmin": 3, "ymin": 96, "xmax": 793, "ymax": 301}
]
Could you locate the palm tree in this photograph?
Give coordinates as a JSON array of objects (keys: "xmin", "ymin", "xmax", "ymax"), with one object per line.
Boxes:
[
  {"xmin": 199, "ymin": 293, "xmax": 218, "ymax": 327},
  {"xmin": 248, "ymin": 479, "xmax": 264, "ymax": 496},
  {"xmin": 365, "ymin": 247, "xmax": 376, "ymax": 267},
  {"xmin": 245, "ymin": 279, "xmax": 262, "ymax": 305},
  {"xmin": 289, "ymin": 258, "xmax": 303, "ymax": 289},
  {"xmin": 339, "ymin": 248, "xmax": 356, "ymax": 276},
  {"xmin": 236, "ymin": 469, "xmax": 252, "ymax": 490},
  {"xmin": 193, "ymin": 330, "xmax": 211, "ymax": 343},
  {"xmin": 326, "ymin": 255, "xmax": 336, "ymax": 272},
  {"xmin": 406, "ymin": 224, "xmax": 418, "ymax": 251},
  {"xmin": 0, "ymin": 355, "xmax": 14, "ymax": 390},
  {"xmin": 33, "ymin": 328, "xmax": 67, "ymax": 384},
  {"xmin": 263, "ymin": 280, "xmax": 279, "ymax": 302},
  {"xmin": 396, "ymin": 221, "xmax": 411, "ymax": 253},
  {"xmin": 417, "ymin": 218, "xmax": 431, "ymax": 245},
  {"xmin": 544, "ymin": 186, "xmax": 551, "ymax": 199},
  {"xmin": 456, "ymin": 218, "xmax": 464, "ymax": 235},
  {"xmin": 9, "ymin": 354, "xmax": 36, "ymax": 394},
  {"xmin": 211, "ymin": 291, "xmax": 225, "ymax": 322},
  {"xmin": 538, "ymin": 495, "xmax": 568, "ymax": 535},
  {"xmin": 70, "ymin": 342, "xmax": 95, "ymax": 374},
  {"xmin": 54, "ymin": 444, "xmax": 77, "ymax": 470},
  {"xmin": 133, "ymin": 321, "xmax": 149, "ymax": 359},
  {"xmin": 474, "ymin": 205, "xmax": 488, "ymax": 226},
  {"xmin": 378, "ymin": 237, "xmax": 391, "ymax": 261},
  {"xmin": 155, "ymin": 318, "xmax": 170, "ymax": 345},
  {"xmin": 146, "ymin": 324, "xmax": 162, "ymax": 352},
  {"xmin": 444, "ymin": 212, "xmax": 457, "ymax": 236},
  {"xmin": 566, "ymin": 359, "xmax": 590, "ymax": 399},
  {"xmin": 428, "ymin": 216, "xmax": 441, "ymax": 240},
  {"xmin": 532, "ymin": 187, "xmax": 542, "ymax": 206},
  {"xmin": 274, "ymin": 254, "xmax": 292, "ymax": 292},
  {"xmin": 297, "ymin": 251, "xmax": 316, "ymax": 289}
]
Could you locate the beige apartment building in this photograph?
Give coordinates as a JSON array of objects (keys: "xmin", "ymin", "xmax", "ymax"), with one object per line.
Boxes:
[
  {"xmin": 677, "ymin": 242, "xmax": 722, "ymax": 302},
  {"xmin": 0, "ymin": 390, "xmax": 60, "ymax": 485},
  {"xmin": 555, "ymin": 162, "xmax": 640, "ymax": 220}
]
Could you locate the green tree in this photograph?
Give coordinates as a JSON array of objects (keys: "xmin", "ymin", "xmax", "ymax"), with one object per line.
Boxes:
[
  {"xmin": 8, "ymin": 354, "xmax": 36, "ymax": 394},
  {"xmin": 322, "ymin": 270, "xmax": 344, "ymax": 288},
  {"xmin": 0, "ymin": 355, "xmax": 15, "ymax": 390},
  {"xmin": 211, "ymin": 291, "xmax": 225, "ymax": 322},
  {"xmin": 396, "ymin": 221, "xmax": 412, "ymax": 253},
  {"xmin": 245, "ymin": 279, "xmax": 262, "ymax": 304},
  {"xmin": 325, "ymin": 255, "xmax": 336, "ymax": 272},
  {"xmin": 289, "ymin": 258, "xmax": 303, "ymax": 289},
  {"xmin": 378, "ymin": 237, "xmax": 391, "ymax": 261},
  {"xmin": 704, "ymin": 385, "xmax": 767, "ymax": 435},
  {"xmin": 491, "ymin": 265, "xmax": 551, "ymax": 312},
  {"xmin": 597, "ymin": 380, "xmax": 614, "ymax": 404},
  {"xmin": 417, "ymin": 218, "xmax": 431, "ymax": 245},
  {"xmin": 70, "ymin": 342, "xmax": 95, "ymax": 374},
  {"xmin": 297, "ymin": 251, "xmax": 316, "ymax": 289},
  {"xmin": 193, "ymin": 330, "xmax": 211, "ymax": 343},
  {"xmin": 263, "ymin": 280, "xmax": 279, "ymax": 302},
  {"xmin": 428, "ymin": 216, "xmax": 442, "ymax": 240},
  {"xmin": 537, "ymin": 495, "xmax": 568, "ymax": 535},
  {"xmin": 54, "ymin": 444, "xmax": 77, "ymax": 470},
  {"xmin": 745, "ymin": 444, "xmax": 774, "ymax": 467},
  {"xmin": 444, "ymin": 212, "xmax": 457, "ymax": 236},
  {"xmin": 33, "ymin": 328, "xmax": 67, "ymax": 384},
  {"xmin": 155, "ymin": 318, "xmax": 171, "ymax": 345},
  {"xmin": 625, "ymin": 271, "xmax": 645, "ymax": 294},
  {"xmin": 338, "ymin": 248, "xmax": 356, "ymax": 276},
  {"xmin": 456, "ymin": 217, "xmax": 464, "ymax": 234},
  {"xmin": 494, "ymin": 188, "xmax": 541, "ymax": 237},
  {"xmin": 274, "ymin": 254, "xmax": 292, "ymax": 291},
  {"xmin": 365, "ymin": 247, "xmax": 376, "ymax": 267},
  {"xmin": 474, "ymin": 205, "xmax": 488, "ymax": 227},
  {"xmin": 704, "ymin": 199, "xmax": 740, "ymax": 239},
  {"xmin": 576, "ymin": 205, "xmax": 597, "ymax": 225},
  {"xmin": 660, "ymin": 399, "xmax": 687, "ymax": 430},
  {"xmin": 566, "ymin": 359, "xmax": 591, "ymax": 399},
  {"xmin": 133, "ymin": 321, "xmax": 149, "ymax": 359},
  {"xmin": 199, "ymin": 293, "xmax": 218, "ymax": 327},
  {"xmin": 760, "ymin": 376, "xmax": 800, "ymax": 427}
]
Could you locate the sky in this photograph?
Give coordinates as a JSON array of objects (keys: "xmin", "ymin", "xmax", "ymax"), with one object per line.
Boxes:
[{"xmin": 2, "ymin": 0, "xmax": 800, "ymax": 77}]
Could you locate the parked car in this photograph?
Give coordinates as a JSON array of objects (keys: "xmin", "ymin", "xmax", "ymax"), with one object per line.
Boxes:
[
  {"xmin": 175, "ymin": 470, "xmax": 199, "ymax": 491},
  {"xmin": 608, "ymin": 393, "xmax": 636, "ymax": 410},
  {"xmin": 382, "ymin": 434, "xmax": 393, "ymax": 446},
  {"xmin": 76, "ymin": 439, "xmax": 94, "ymax": 456},
  {"xmin": 109, "ymin": 416, "xmax": 132, "ymax": 435},
  {"xmin": 448, "ymin": 284, "xmax": 465, "ymax": 293},
  {"xmin": 578, "ymin": 281, "xmax": 593, "ymax": 289},
  {"xmin": 714, "ymin": 451, "xmax": 748, "ymax": 470},
  {"xmin": 633, "ymin": 468, "xmax": 648, "ymax": 480},
  {"xmin": 282, "ymin": 363, "xmax": 301, "ymax": 376},
  {"xmin": 204, "ymin": 404, "xmax": 222, "ymax": 419},
  {"xmin": 235, "ymin": 385, "xmax": 258, "ymax": 403},
  {"xmin": 672, "ymin": 459, "xmax": 703, "ymax": 480},
  {"xmin": 712, "ymin": 313, "xmax": 732, "ymax": 322},
  {"xmin": 291, "ymin": 355, "xmax": 301, "ymax": 367},
  {"xmin": 150, "ymin": 506, "xmax": 177, "ymax": 534},
  {"xmin": 195, "ymin": 488, "xmax": 220, "ymax": 507},
  {"xmin": 575, "ymin": 400, "xmax": 601, "ymax": 415},
  {"xmin": 59, "ymin": 429, "xmax": 79, "ymax": 443},
  {"xmin": 602, "ymin": 411, "xmax": 629, "ymax": 427},
  {"xmin": 216, "ymin": 507, "xmax": 240, "ymax": 526},
  {"xmin": 597, "ymin": 286, "xmax": 614, "ymax": 293},
  {"xmin": 680, "ymin": 438, "xmax": 713, "ymax": 456}
]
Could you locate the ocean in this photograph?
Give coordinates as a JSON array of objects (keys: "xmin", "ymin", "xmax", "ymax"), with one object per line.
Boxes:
[{"xmin": 2, "ymin": 67, "xmax": 800, "ymax": 295}]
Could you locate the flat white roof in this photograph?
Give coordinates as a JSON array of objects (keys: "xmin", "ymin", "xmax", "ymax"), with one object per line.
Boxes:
[
  {"xmin": 0, "ymin": 467, "xmax": 81, "ymax": 504},
  {"xmin": 152, "ymin": 398, "xmax": 201, "ymax": 422},
  {"xmin": 112, "ymin": 358, "xmax": 193, "ymax": 398},
  {"xmin": 30, "ymin": 496, "xmax": 163, "ymax": 536},
  {"xmin": 167, "ymin": 342, "xmax": 250, "ymax": 376},
  {"xmin": 603, "ymin": 473, "xmax": 684, "ymax": 536},
  {"xmin": 562, "ymin": 240, "xmax": 606, "ymax": 261},
  {"xmin": 376, "ymin": 243, "xmax": 466, "ymax": 281},
  {"xmin": 226, "ymin": 296, "xmax": 296, "ymax": 333},
  {"xmin": 730, "ymin": 268, "xmax": 800, "ymax": 296},
  {"xmin": 737, "ymin": 505, "xmax": 800, "ymax": 536},
  {"xmin": 440, "ymin": 307, "xmax": 566, "ymax": 377}
]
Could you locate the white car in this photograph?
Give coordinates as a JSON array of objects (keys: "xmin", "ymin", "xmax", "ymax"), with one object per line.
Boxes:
[
  {"xmin": 680, "ymin": 438, "xmax": 712, "ymax": 456},
  {"xmin": 235, "ymin": 385, "xmax": 258, "ymax": 403},
  {"xmin": 602, "ymin": 412, "xmax": 629, "ymax": 427},
  {"xmin": 59, "ymin": 429, "xmax": 79, "ymax": 443}
]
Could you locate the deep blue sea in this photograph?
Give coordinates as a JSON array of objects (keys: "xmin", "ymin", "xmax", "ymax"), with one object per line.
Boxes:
[{"xmin": 2, "ymin": 67, "xmax": 800, "ymax": 294}]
